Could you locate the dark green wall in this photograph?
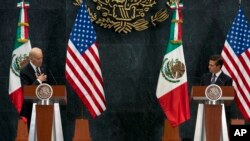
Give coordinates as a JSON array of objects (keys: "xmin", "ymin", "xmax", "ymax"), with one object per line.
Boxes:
[{"xmin": 0, "ymin": 0, "xmax": 250, "ymax": 141}]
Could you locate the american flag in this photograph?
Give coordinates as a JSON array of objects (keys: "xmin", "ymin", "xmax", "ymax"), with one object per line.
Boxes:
[
  {"xmin": 221, "ymin": 7, "xmax": 250, "ymax": 120},
  {"xmin": 65, "ymin": 3, "xmax": 106, "ymax": 118}
]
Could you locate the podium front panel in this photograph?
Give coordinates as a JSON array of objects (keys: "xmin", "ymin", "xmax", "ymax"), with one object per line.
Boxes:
[{"xmin": 23, "ymin": 85, "xmax": 67, "ymax": 104}]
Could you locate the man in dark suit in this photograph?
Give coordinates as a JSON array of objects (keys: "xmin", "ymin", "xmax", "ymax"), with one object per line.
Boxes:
[
  {"xmin": 20, "ymin": 47, "xmax": 52, "ymax": 128},
  {"xmin": 200, "ymin": 54, "xmax": 232, "ymax": 86},
  {"xmin": 200, "ymin": 54, "xmax": 241, "ymax": 126}
]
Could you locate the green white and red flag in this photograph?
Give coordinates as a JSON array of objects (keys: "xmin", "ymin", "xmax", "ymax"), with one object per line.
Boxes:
[
  {"xmin": 9, "ymin": 1, "xmax": 31, "ymax": 117},
  {"xmin": 156, "ymin": 2, "xmax": 190, "ymax": 127}
]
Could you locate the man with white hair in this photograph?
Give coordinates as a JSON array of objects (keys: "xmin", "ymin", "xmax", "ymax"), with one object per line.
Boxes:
[
  {"xmin": 20, "ymin": 47, "xmax": 47, "ymax": 85},
  {"xmin": 20, "ymin": 47, "xmax": 52, "ymax": 128}
]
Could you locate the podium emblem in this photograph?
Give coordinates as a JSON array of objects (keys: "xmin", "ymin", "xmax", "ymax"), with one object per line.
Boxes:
[
  {"xmin": 36, "ymin": 83, "xmax": 53, "ymax": 100},
  {"xmin": 205, "ymin": 84, "xmax": 222, "ymax": 101}
]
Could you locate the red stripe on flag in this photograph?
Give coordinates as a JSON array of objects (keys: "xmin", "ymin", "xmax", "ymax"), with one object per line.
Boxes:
[
  {"xmin": 223, "ymin": 61, "xmax": 250, "ymax": 109},
  {"xmin": 89, "ymin": 43, "xmax": 101, "ymax": 68},
  {"xmin": 67, "ymin": 46, "xmax": 105, "ymax": 107},
  {"xmin": 223, "ymin": 46, "xmax": 250, "ymax": 94},
  {"xmin": 245, "ymin": 49, "xmax": 250, "ymax": 58},
  {"xmin": 222, "ymin": 46, "xmax": 250, "ymax": 108},
  {"xmin": 88, "ymin": 44, "xmax": 104, "ymax": 86},
  {"xmin": 66, "ymin": 46, "xmax": 104, "ymax": 113},
  {"xmin": 24, "ymin": 8, "xmax": 28, "ymax": 39},
  {"xmin": 158, "ymin": 82, "xmax": 190, "ymax": 127},
  {"xmin": 82, "ymin": 48, "xmax": 103, "ymax": 87},
  {"xmin": 65, "ymin": 71, "xmax": 97, "ymax": 118},
  {"xmin": 239, "ymin": 50, "xmax": 250, "ymax": 77},
  {"xmin": 66, "ymin": 2, "xmax": 106, "ymax": 117},
  {"xmin": 234, "ymin": 95, "xmax": 250, "ymax": 121},
  {"xmin": 9, "ymin": 87, "xmax": 23, "ymax": 113},
  {"xmin": 87, "ymin": 46, "xmax": 105, "ymax": 102},
  {"xmin": 177, "ymin": 9, "xmax": 182, "ymax": 41},
  {"xmin": 221, "ymin": 7, "xmax": 250, "ymax": 120},
  {"xmin": 66, "ymin": 58, "xmax": 104, "ymax": 115}
]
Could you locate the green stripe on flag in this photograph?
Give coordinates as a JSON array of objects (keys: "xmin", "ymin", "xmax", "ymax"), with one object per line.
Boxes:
[
  {"xmin": 14, "ymin": 13, "xmax": 25, "ymax": 49},
  {"xmin": 165, "ymin": 10, "xmax": 180, "ymax": 54},
  {"xmin": 14, "ymin": 28, "xmax": 24, "ymax": 49}
]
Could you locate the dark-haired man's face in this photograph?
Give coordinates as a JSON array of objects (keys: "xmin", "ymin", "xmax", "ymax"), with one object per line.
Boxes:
[{"xmin": 208, "ymin": 60, "xmax": 221, "ymax": 74}]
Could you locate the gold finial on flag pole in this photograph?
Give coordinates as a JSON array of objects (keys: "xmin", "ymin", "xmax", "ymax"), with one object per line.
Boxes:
[{"xmin": 166, "ymin": 0, "xmax": 180, "ymax": 8}]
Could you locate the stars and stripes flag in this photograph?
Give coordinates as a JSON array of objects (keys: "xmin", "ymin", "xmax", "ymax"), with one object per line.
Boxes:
[
  {"xmin": 65, "ymin": 3, "xmax": 106, "ymax": 118},
  {"xmin": 156, "ymin": 2, "xmax": 190, "ymax": 127},
  {"xmin": 9, "ymin": 1, "xmax": 31, "ymax": 118},
  {"xmin": 221, "ymin": 7, "xmax": 250, "ymax": 120}
]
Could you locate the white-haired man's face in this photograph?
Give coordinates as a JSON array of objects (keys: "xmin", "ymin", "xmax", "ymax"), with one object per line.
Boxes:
[{"xmin": 30, "ymin": 48, "xmax": 43, "ymax": 67}]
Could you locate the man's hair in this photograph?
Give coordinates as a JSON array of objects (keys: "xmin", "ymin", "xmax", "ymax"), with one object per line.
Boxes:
[
  {"xmin": 210, "ymin": 54, "xmax": 223, "ymax": 67},
  {"xmin": 29, "ymin": 47, "xmax": 43, "ymax": 59}
]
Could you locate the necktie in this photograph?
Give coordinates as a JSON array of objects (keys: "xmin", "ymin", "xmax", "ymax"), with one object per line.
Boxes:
[
  {"xmin": 36, "ymin": 67, "xmax": 41, "ymax": 75},
  {"xmin": 211, "ymin": 73, "xmax": 216, "ymax": 84}
]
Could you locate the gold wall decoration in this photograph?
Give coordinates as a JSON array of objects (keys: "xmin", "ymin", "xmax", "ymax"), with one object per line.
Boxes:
[{"xmin": 74, "ymin": 0, "xmax": 169, "ymax": 34}]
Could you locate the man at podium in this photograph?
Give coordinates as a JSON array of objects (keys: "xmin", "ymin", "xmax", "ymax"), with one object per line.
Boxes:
[
  {"xmin": 20, "ymin": 47, "xmax": 54, "ymax": 128},
  {"xmin": 200, "ymin": 54, "xmax": 243, "ymax": 125}
]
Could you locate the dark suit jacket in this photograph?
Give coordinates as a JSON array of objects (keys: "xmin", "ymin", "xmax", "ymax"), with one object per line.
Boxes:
[
  {"xmin": 19, "ymin": 63, "xmax": 55, "ymax": 127},
  {"xmin": 20, "ymin": 63, "xmax": 53, "ymax": 85},
  {"xmin": 200, "ymin": 71, "xmax": 232, "ymax": 86}
]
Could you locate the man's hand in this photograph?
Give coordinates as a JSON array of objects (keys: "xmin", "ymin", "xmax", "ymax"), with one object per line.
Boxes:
[{"xmin": 36, "ymin": 73, "xmax": 47, "ymax": 82}]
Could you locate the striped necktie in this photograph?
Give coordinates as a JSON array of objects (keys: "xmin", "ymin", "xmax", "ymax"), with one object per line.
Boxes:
[
  {"xmin": 211, "ymin": 73, "xmax": 216, "ymax": 84},
  {"xmin": 36, "ymin": 67, "xmax": 41, "ymax": 75}
]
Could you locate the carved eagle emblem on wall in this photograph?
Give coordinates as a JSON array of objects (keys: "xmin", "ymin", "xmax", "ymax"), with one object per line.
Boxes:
[{"xmin": 74, "ymin": 0, "xmax": 169, "ymax": 33}]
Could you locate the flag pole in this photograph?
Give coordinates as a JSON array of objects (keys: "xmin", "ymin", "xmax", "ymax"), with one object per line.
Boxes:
[{"xmin": 80, "ymin": 103, "xmax": 85, "ymax": 119}]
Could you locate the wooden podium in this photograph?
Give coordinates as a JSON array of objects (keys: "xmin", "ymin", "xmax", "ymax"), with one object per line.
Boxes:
[
  {"xmin": 23, "ymin": 85, "xmax": 67, "ymax": 104},
  {"xmin": 19, "ymin": 85, "xmax": 66, "ymax": 141},
  {"xmin": 191, "ymin": 86, "xmax": 234, "ymax": 141}
]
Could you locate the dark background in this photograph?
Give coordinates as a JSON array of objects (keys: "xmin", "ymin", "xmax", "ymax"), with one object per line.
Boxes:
[{"xmin": 0, "ymin": 0, "xmax": 250, "ymax": 141}]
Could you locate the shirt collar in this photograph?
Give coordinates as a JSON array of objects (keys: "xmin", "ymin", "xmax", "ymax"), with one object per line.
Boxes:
[
  {"xmin": 214, "ymin": 70, "xmax": 222, "ymax": 77},
  {"xmin": 30, "ymin": 62, "xmax": 38, "ymax": 71}
]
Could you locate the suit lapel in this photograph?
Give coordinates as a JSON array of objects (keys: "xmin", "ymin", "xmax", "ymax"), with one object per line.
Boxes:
[
  {"xmin": 207, "ymin": 73, "xmax": 213, "ymax": 85},
  {"xmin": 27, "ymin": 63, "xmax": 37, "ymax": 80},
  {"xmin": 215, "ymin": 72, "xmax": 225, "ymax": 86}
]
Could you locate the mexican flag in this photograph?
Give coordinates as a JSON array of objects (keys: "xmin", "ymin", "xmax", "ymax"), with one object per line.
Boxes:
[
  {"xmin": 9, "ymin": 1, "xmax": 31, "ymax": 115},
  {"xmin": 156, "ymin": 2, "xmax": 190, "ymax": 127}
]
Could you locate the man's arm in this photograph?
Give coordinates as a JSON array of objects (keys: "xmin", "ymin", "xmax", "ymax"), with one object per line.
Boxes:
[{"xmin": 20, "ymin": 70, "xmax": 40, "ymax": 85}]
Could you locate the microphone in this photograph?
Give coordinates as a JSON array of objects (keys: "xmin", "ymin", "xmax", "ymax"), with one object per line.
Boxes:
[{"xmin": 48, "ymin": 69, "xmax": 58, "ymax": 85}]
